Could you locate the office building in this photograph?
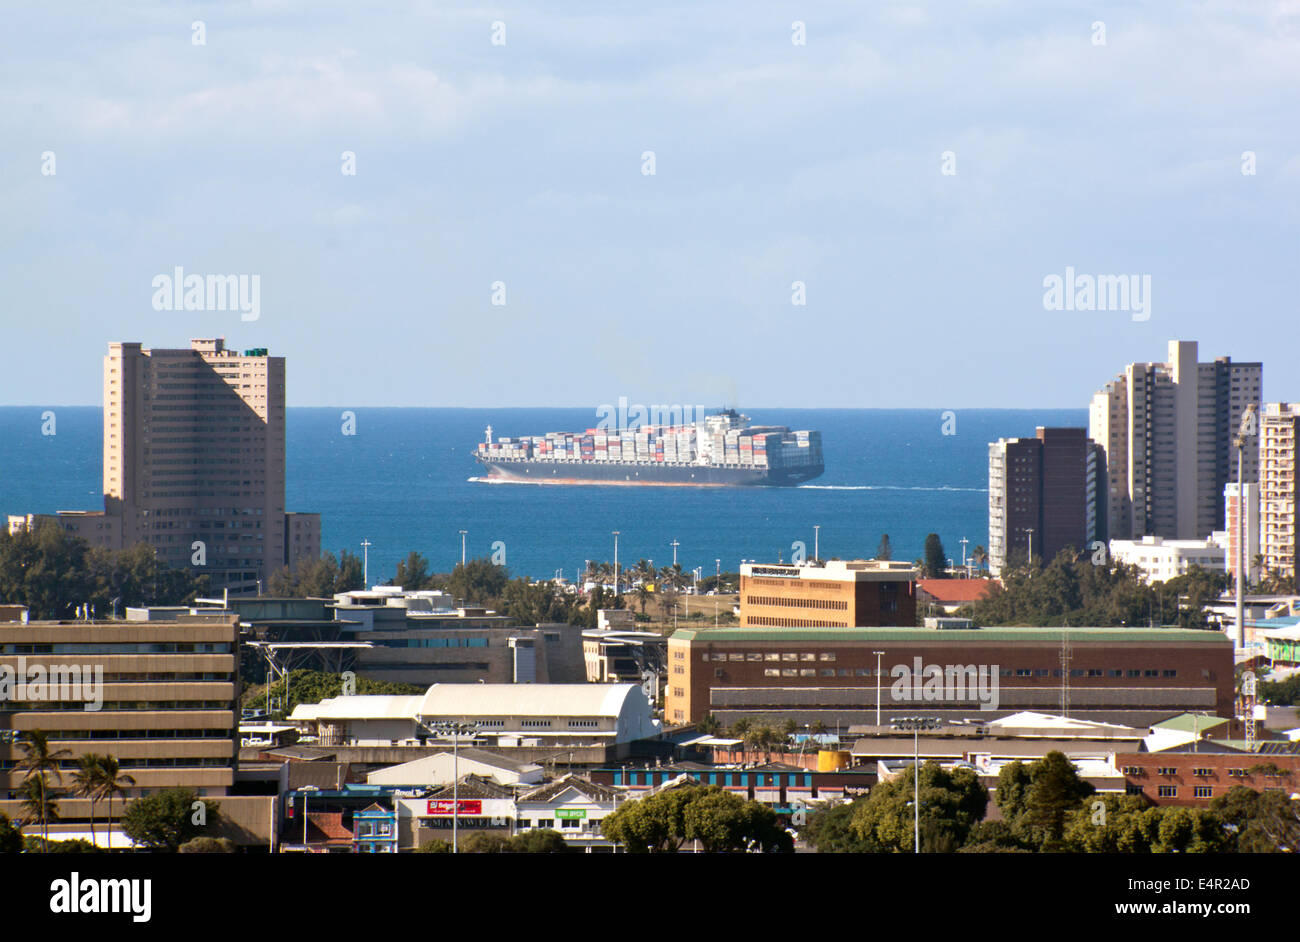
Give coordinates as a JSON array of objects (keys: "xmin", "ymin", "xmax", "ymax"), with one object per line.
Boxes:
[
  {"xmin": 738, "ymin": 560, "xmax": 918, "ymax": 628},
  {"xmin": 0, "ymin": 613, "xmax": 240, "ymax": 799},
  {"xmin": 8, "ymin": 338, "xmax": 321, "ymax": 594},
  {"xmin": 988, "ymin": 427, "xmax": 1105, "ymax": 575},
  {"xmin": 1260, "ymin": 402, "xmax": 1300, "ymax": 589},
  {"xmin": 1089, "ymin": 340, "xmax": 1261, "ymax": 542},
  {"xmin": 664, "ymin": 625, "xmax": 1234, "ymax": 727}
]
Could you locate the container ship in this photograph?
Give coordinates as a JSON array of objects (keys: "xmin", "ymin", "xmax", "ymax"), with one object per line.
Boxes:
[{"xmin": 473, "ymin": 409, "xmax": 824, "ymax": 487}]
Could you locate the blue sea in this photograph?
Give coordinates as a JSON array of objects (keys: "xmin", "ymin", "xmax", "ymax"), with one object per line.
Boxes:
[{"xmin": 0, "ymin": 407, "xmax": 1086, "ymax": 582}]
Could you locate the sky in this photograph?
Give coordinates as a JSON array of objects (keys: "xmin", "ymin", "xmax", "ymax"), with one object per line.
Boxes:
[{"xmin": 2, "ymin": 1, "xmax": 1298, "ymax": 409}]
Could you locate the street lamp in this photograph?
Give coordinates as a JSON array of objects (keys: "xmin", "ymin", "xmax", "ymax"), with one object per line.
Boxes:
[
  {"xmin": 1025, "ymin": 528, "xmax": 1034, "ymax": 568},
  {"xmin": 419, "ymin": 720, "xmax": 481, "ymax": 853},
  {"xmin": 813, "ymin": 524, "xmax": 820, "ymax": 562},
  {"xmin": 1234, "ymin": 406, "xmax": 1257, "ymax": 651},
  {"xmin": 360, "ymin": 539, "xmax": 372, "ymax": 587},
  {"xmin": 671, "ymin": 539, "xmax": 679, "ymax": 567},
  {"xmin": 872, "ymin": 651, "xmax": 886, "ymax": 727},
  {"xmin": 612, "ymin": 531, "xmax": 620, "ymax": 597},
  {"xmin": 459, "ymin": 530, "xmax": 468, "ymax": 568},
  {"xmin": 890, "ymin": 716, "xmax": 942, "ymax": 853},
  {"xmin": 715, "ymin": 559, "xmax": 721, "ymax": 627}
]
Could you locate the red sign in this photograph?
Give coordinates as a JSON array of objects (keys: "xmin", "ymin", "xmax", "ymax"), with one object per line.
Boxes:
[{"xmin": 426, "ymin": 799, "xmax": 482, "ymax": 816}]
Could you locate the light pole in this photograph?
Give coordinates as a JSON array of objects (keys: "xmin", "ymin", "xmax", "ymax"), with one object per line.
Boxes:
[
  {"xmin": 960, "ymin": 537, "xmax": 969, "ymax": 574},
  {"xmin": 459, "ymin": 530, "xmax": 467, "ymax": 568},
  {"xmin": 813, "ymin": 525, "xmax": 820, "ymax": 562},
  {"xmin": 423, "ymin": 720, "xmax": 481, "ymax": 853},
  {"xmin": 1025, "ymin": 528, "xmax": 1034, "ymax": 568},
  {"xmin": 671, "ymin": 539, "xmax": 679, "ymax": 567},
  {"xmin": 891, "ymin": 716, "xmax": 941, "ymax": 853},
  {"xmin": 715, "ymin": 559, "xmax": 721, "ymax": 627},
  {"xmin": 612, "ymin": 531, "xmax": 620, "ymax": 597},
  {"xmin": 872, "ymin": 651, "xmax": 886, "ymax": 727},
  {"xmin": 360, "ymin": 539, "xmax": 371, "ymax": 587},
  {"xmin": 1234, "ymin": 406, "xmax": 1257, "ymax": 651}
]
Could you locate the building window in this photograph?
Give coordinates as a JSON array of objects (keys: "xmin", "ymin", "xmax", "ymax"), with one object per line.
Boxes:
[
  {"xmin": 1194, "ymin": 786, "xmax": 1213, "ymax": 799},
  {"xmin": 1191, "ymin": 768, "xmax": 1212, "ymax": 777},
  {"xmin": 1157, "ymin": 786, "xmax": 1177, "ymax": 798},
  {"xmin": 1156, "ymin": 767, "xmax": 1177, "ymax": 776},
  {"xmin": 764, "ymin": 669, "xmax": 780, "ymax": 677}
]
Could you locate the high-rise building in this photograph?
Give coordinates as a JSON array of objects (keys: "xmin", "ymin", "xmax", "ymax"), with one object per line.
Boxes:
[
  {"xmin": 1089, "ymin": 340, "xmax": 1261, "ymax": 542},
  {"xmin": 1259, "ymin": 402, "xmax": 1300, "ymax": 589},
  {"xmin": 9, "ymin": 339, "xmax": 319, "ymax": 594},
  {"xmin": 1223, "ymin": 482, "xmax": 1260, "ymax": 586},
  {"xmin": 988, "ymin": 427, "xmax": 1104, "ymax": 575}
]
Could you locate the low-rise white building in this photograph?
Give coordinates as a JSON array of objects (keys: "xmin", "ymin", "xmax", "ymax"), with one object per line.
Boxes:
[
  {"xmin": 515, "ymin": 775, "xmax": 625, "ymax": 851},
  {"xmin": 287, "ymin": 683, "xmax": 660, "ymax": 747},
  {"xmin": 367, "ymin": 749, "xmax": 544, "ymax": 787},
  {"xmin": 1108, "ymin": 535, "xmax": 1226, "ymax": 584}
]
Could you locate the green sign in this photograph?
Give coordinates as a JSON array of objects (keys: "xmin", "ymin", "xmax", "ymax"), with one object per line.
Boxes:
[{"xmin": 555, "ymin": 809, "xmax": 587, "ymax": 820}]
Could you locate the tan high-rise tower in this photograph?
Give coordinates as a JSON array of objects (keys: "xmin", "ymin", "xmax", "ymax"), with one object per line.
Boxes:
[{"xmin": 102, "ymin": 338, "xmax": 287, "ymax": 592}]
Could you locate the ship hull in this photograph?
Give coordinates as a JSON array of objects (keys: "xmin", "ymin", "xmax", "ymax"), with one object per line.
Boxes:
[{"xmin": 474, "ymin": 459, "xmax": 822, "ymax": 487}]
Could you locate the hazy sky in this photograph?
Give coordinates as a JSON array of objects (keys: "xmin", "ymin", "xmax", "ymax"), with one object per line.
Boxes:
[{"xmin": 2, "ymin": 1, "xmax": 1298, "ymax": 409}]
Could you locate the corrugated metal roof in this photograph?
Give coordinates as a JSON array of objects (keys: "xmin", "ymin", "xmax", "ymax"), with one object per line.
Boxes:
[
  {"xmin": 671, "ymin": 626, "xmax": 1229, "ymax": 643},
  {"xmin": 418, "ymin": 683, "xmax": 640, "ymax": 718}
]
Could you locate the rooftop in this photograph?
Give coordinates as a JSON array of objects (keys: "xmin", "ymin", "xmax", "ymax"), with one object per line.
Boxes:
[{"xmin": 670, "ymin": 626, "xmax": 1232, "ymax": 644}]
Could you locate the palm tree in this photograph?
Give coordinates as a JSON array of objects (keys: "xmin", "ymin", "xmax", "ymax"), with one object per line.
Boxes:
[
  {"xmin": 95, "ymin": 755, "xmax": 135, "ymax": 850},
  {"xmin": 17, "ymin": 776, "xmax": 61, "ymax": 849},
  {"xmin": 71, "ymin": 753, "xmax": 105, "ymax": 847},
  {"xmin": 695, "ymin": 713, "xmax": 722, "ymax": 736},
  {"xmin": 16, "ymin": 730, "xmax": 71, "ymax": 851},
  {"xmin": 972, "ymin": 545, "xmax": 988, "ymax": 573},
  {"xmin": 729, "ymin": 719, "xmax": 752, "ymax": 759}
]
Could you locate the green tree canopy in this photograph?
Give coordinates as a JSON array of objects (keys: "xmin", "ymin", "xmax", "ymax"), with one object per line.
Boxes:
[
  {"xmin": 996, "ymin": 752, "xmax": 1095, "ymax": 851},
  {"xmin": 923, "ymin": 534, "xmax": 947, "ymax": 578},
  {"xmin": 121, "ymin": 788, "xmax": 220, "ymax": 852},
  {"xmin": 850, "ymin": 761, "xmax": 987, "ymax": 852},
  {"xmin": 602, "ymin": 785, "xmax": 791, "ymax": 853}
]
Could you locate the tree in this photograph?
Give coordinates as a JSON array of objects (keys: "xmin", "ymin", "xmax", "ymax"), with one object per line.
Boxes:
[
  {"xmin": 459, "ymin": 832, "xmax": 509, "ymax": 853},
  {"xmin": 958, "ymin": 820, "xmax": 1029, "ymax": 853},
  {"xmin": 971, "ymin": 545, "xmax": 988, "ymax": 573},
  {"xmin": 804, "ymin": 800, "xmax": 877, "ymax": 853},
  {"xmin": 70, "ymin": 754, "xmax": 104, "ymax": 847},
  {"xmin": 16, "ymin": 730, "xmax": 71, "ymax": 850},
  {"xmin": 923, "ymin": 534, "xmax": 947, "ymax": 578},
  {"xmin": 447, "ymin": 558, "xmax": 509, "ymax": 606},
  {"xmin": 876, "ymin": 534, "xmax": 892, "ymax": 561},
  {"xmin": 1211, "ymin": 786, "xmax": 1300, "ymax": 852},
  {"xmin": 850, "ymin": 761, "xmax": 987, "ymax": 852},
  {"xmin": 336, "ymin": 551, "xmax": 365, "ymax": 592},
  {"xmin": 507, "ymin": 829, "xmax": 574, "ymax": 853},
  {"xmin": 121, "ymin": 788, "xmax": 219, "ymax": 852},
  {"xmin": 1061, "ymin": 795, "xmax": 1160, "ymax": 853},
  {"xmin": 0, "ymin": 812, "xmax": 22, "ymax": 854},
  {"xmin": 695, "ymin": 713, "xmax": 722, "ymax": 735},
  {"xmin": 16, "ymin": 777, "xmax": 61, "ymax": 847},
  {"xmin": 996, "ymin": 752, "xmax": 1095, "ymax": 851},
  {"xmin": 178, "ymin": 836, "xmax": 237, "ymax": 853},
  {"xmin": 94, "ymin": 755, "xmax": 135, "ymax": 850},
  {"xmin": 393, "ymin": 551, "xmax": 432, "ymax": 590},
  {"xmin": 415, "ymin": 839, "xmax": 452, "ymax": 853},
  {"xmin": 601, "ymin": 787, "xmax": 696, "ymax": 853}
]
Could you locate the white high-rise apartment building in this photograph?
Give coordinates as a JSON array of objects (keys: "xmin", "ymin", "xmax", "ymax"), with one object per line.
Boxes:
[
  {"xmin": 1089, "ymin": 340, "xmax": 1261, "ymax": 542},
  {"xmin": 1259, "ymin": 402, "xmax": 1300, "ymax": 589}
]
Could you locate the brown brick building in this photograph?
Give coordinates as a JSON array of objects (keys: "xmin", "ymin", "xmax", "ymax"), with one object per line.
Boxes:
[
  {"xmin": 1116, "ymin": 745, "xmax": 1300, "ymax": 806},
  {"xmin": 665, "ymin": 626, "xmax": 1234, "ymax": 728},
  {"xmin": 739, "ymin": 560, "xmax": 917, "ymax": 628}
]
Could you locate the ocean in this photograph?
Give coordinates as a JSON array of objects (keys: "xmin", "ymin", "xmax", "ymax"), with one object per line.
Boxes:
[{"xmin": 0, "ymin": 406, "xmax": 1086, "ymax": 583}]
